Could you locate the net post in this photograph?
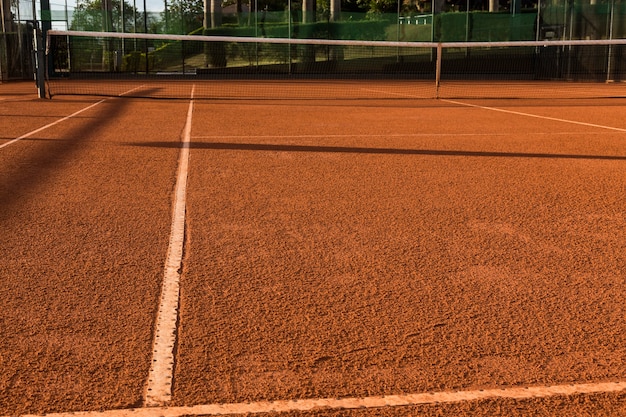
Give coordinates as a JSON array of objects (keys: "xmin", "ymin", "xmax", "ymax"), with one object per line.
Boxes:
[
  {"xmin": 32, "ymin": 21, "xmax": 47, "ymax": 99},
  {"xmin": 606, "ymin": 44, "xmax": 613, "ymax": 83},
  {"xmin": 435, "ymin": 43, "xmax": 442, "ymax": 99},
  {"xmin": 606, "ymin": 0, "xmax": 614, "ymax": 83}
]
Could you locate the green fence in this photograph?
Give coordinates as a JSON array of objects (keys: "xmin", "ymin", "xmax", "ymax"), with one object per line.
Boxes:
[{"xmin": 48, "ymin": 0, "xmax": 625, "ymax": 42}]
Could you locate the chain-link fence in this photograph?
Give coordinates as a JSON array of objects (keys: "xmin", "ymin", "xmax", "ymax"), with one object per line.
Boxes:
[{"xmin": 2, "ymin": 0, "xmax": 625, "ymax": 81}]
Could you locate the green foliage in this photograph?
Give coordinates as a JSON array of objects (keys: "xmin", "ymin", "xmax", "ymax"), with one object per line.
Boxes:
[
  {"xmin": 357, "ymin": 0, "xmax": 397, "ymax": 15},
  {"xmin": 199, "ymin": 18, "xmax": 399, "ymax": 67},
  {"xmin": 70, "ymin": 0, "xmax": 136, "ymax": 31},
  {"xmin": 204, "ymin": 17, "xmax": 390, "ymax": 40},
  {"xmin": 164, "ymin": 0, "xmax": 204, "ymax": 33},
  {"xmin": 387, "ymin": 21, "xmax": 433, "ymax": 41},
  {"xmin": 434, "ymin": 11, "xmax": 537, "ymax": 42},
  {"xmin": 471, "ymin": 11, "xmax": 536, "ymax": 41},
  {"xmin": 434, "ymin": 11, "xmax": 466, "ymax": 41}
]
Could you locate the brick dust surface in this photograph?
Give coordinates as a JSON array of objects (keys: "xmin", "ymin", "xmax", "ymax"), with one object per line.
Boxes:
[
  {"xmin": 171, "ymin": 98, "xmax": 626, "ymax": 414},
  {"xmin": 0, "ymin": 94, "xmax": 188, "ymax": 414},
  {"xmin": 1, "ymin": 88, "xmax": 625, "ymax": 416}
]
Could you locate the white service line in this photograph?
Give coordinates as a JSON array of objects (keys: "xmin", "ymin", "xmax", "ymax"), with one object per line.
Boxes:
[
  {"xmin": 0, "ymin": 100, "xmax": 105, "ymax": 150},
  {"xmin": 143, "ymin": 86, "xmax": 195, "ymax": 406},
  {"xmin": 442, "ymin": 99, "xmax": 626, "ymax": 132},
  {"xmin": 190, "ymin": 131, "xmax": 607, "ymax": 140},
  {"xmin": 10, "ymin": 381, "xmax": 626, "ymax": 417}
]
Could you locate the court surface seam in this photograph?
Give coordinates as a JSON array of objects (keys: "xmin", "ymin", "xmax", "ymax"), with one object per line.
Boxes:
[
  {"xmin": 442, "ymin": 99, "xmax": 626, "ymax": 132},
  {"xmin": 9, "ymin": 381, "xmax": 626, "ymax": 417},
  {"xmin": 143, "ymin": 87, "xmax": 195, "ymax": 406}
]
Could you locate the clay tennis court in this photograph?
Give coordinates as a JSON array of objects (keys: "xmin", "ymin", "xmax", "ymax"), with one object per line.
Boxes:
[{"xmin": 1, "ymin": 79, "xmax": 625, "ymax": 416}]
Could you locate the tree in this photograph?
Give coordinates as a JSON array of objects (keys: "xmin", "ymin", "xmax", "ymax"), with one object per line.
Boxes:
[
  {"xmin": 357, "ymin": 0, "xmax": 397, "ymax": 15},
  {"xmin": 71, "ymin": 0, "xmax": 137, "ymax": 32},
  {"xmin": 165, "ymin": 0, "xmax": 204, "ymax": 33}
]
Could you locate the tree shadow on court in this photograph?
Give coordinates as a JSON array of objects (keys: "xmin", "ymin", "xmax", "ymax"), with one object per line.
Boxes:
[
  {"xmin": 130, "ymin": 141, "xmax": 626, "ymax": 161},
  {"xmin": 0, "ymin": 96, "xmax": 143, "ymax": 221}
]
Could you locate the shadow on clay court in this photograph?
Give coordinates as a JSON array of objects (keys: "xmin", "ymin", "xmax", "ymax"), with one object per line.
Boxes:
[
  {"xmin": 128, "ymin": 141, "xmax": 626, "ymax": 161},
  {"xmin": 0, "ymin": 96, "xmax": 140, "ymax": 220}
]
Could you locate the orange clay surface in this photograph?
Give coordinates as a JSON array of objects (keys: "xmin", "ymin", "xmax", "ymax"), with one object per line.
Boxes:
[{"xmin": 1, "ymin": 81, "xmax": 625, "ymax": 416}]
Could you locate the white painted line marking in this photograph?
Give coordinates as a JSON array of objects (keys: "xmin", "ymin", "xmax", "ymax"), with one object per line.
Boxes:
[
  {"xmin": 442, "ymin": 99, "xmax": 626, "ymax": 132},
  {"xmin": 143, "ymin": 86, "xmax": 195, "ymax": 406},
  {"xmin": 10, "ymin": 381, "xmax": 626, "ymax": 417},
  {"xmin": 0, "ymin": 100, "xmax": 105, "ymax": 150},
  {"xmin": 191, "ymin": 131, "xmax": 607, "ymax": 140},
  {"xmin": 1, "ymin": 86, "xmax": 148, "ymax": 151},
  {"xmin": 119, "ymin": 84, "xmax": 148, "ymax": 96},
  {"xmin": 360, "ymin": 88, "xmax": 433, "ymax": 98}
]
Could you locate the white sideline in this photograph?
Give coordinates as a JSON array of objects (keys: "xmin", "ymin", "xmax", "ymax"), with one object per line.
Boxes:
[
  {"xmin": 143, "ymin": 86, "xmax": 195, "ymax": 406},
  {"xmin": 11, "ymin": 381, "xmax": 626, "ymax": 417}
]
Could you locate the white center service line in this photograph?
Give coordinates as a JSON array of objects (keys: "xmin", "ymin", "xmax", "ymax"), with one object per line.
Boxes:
[
  {"xmin": 442, "ymin": 99, "xmax": 626, "ymax": 132},
  {"xmin": 143, "ymin": 86, "xmax": 195, "ymax": 406},
  {"xmin": 9, "ymin": 381, "xmax": 626, "ymax": 417}
]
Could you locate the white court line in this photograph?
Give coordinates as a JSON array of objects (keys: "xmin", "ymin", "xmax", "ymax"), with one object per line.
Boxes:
[
  {"xmin": 191, "ymin": 133, "xmax": 494, "ymax": 139},
  {"xmin": 10, "ymin": 381, "xmax": 626, "ymax": 417},
  {"xmin": 143, "ymin": 86, "xmax": 195, "ymax": 406},
  {"xmin": 4, "ymin": 90, "xmax": 625, "ymax": 415},
  {"xmin": 119, "ymin": 84, "xmax": 148, "ymax": 96},
  {"xmin": 191, "ymin": 131, "xmax": 608, "ymax": 140},
  {"xmin": 442, "ymin": 99, "xmax": 626, "ymax": 133},
  {"xmin": 360, "ymin": 88, "xmax": 435, "ymax": 99},
  {"xmin": 0, "ymin": 85, "xmax": 148, "ymax": 151},
  {"xmin": 0, "ymin": 100, "xmax": 106, "ymax": 150}
]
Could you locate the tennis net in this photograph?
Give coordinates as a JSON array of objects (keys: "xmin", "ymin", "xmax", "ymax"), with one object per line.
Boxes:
[{"xmin": 44, "ymin": 30, "xmax": 626, "ymax": 100}]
